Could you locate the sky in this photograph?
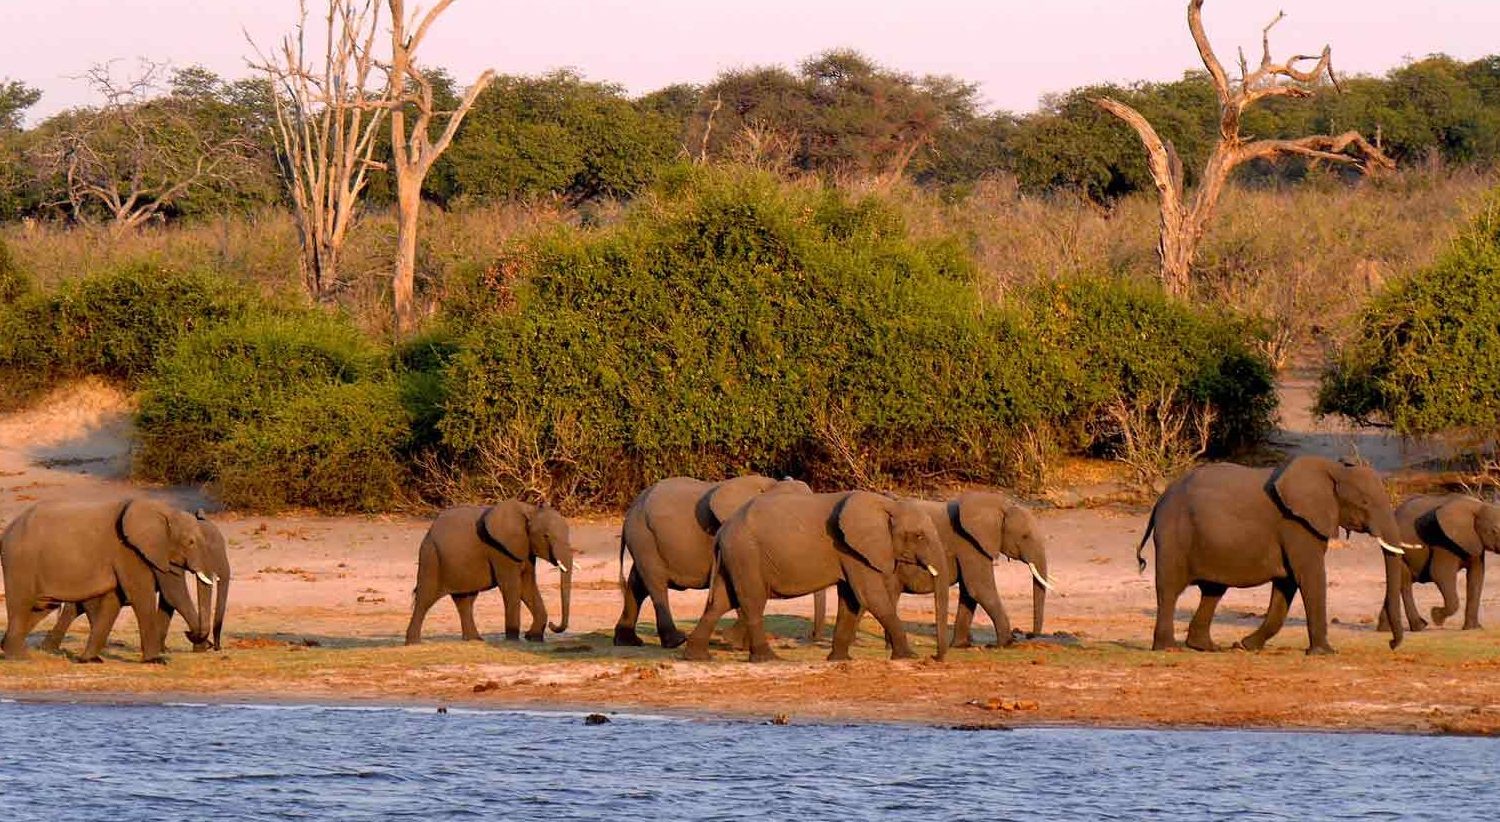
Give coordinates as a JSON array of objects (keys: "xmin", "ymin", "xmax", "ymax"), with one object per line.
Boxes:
[{"xmin": 7, "ymin": 0, "xmax": 1499, "ymax": 122}]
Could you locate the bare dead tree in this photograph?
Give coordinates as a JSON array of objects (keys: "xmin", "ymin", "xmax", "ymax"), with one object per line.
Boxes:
[
  {"xmin": 1094, "ymin": 0, "xmax": 1394, "ymax": 297},
  {"xmin": 387, "ymin": 0, "xmax": 494, "ymax": 334},
  {"xmin": 34, "ymin": 60, "xmax": 257, "ymax": 235},
  {"xmin": 250, "ymin": 0, "xmax": 389, "ymax": 302}
]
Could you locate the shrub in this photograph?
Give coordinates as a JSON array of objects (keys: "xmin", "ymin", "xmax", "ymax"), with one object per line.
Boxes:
[
  {"xmin": 0, "ymin": 236, "xmax": 28, "ymax": 302},
  {"xmin": 135, "ymin": 311, "xmax": 382, "ymax": 484},
  {"xmin": 1318, "ymin": 196, "xmax": 1500, "ymax": 434},
  {"xmin": 0, "ymin": 263, "xmax": 259, "ymax": 394},
  {"xmin": 438, "ymin": 167, "xmax": 1275, "ymax": 505},
  {"xmin": 217, "ymin": 380, "xmax": 413, "ymax": 513}
]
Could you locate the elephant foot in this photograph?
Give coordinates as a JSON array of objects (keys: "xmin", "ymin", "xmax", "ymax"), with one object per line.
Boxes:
[
  {"xmin": 404, "ymin": 637, "xmax": 422, "ymax": 646},
  {"xmin": 38, "ymin": 643, "xmax": 62, "ymax": 654},
  {"xmin": 1151, "ymin": 639, "xmax": 1180, "ymax": 652},
  {"xmin": 1233, "ymin": 637, "xmax": 1265, "ymax": 652},
  {"xmin": 463, "ymin": 634, "xmax": 486, "ymax": 642},
  {"xmin": 889, "ymin": 648, "xmax": 917, "ymax": 661},
  {"xmin": 612, "ymin": 626, "xmax": 646, "ymax": 647},
  {"xmin": 1304, "ymin": 644, "xmax": 1337, "ymax": 656},
  {"xmin": 1409, "ymin": 617, "xmax": 1429, "ymax": 632},
  {"xmin": 1185, "ymin": 637, "xmax": 1221, "ymax": 652},
  {"xmin": 681, "ymin": 644, "xmax": 711, "ymax": 662},
  {"xmin": 1431, "ymin": 607, "xmax": 1450, "ymax": 627},
  {"xmin": 950, "ymin": 639, "xmax": 973, "ymax": 650},
  {"xmin": 141, "ymin": 656, "xmax": 168, "ymax": 665},
  {"xmin": 1463, "ymin": 622, "xmax": 1483, "ymax": 631},
  {"xmin": 192, "ymin": 642, "xmax": 213, "ymax": 653},
  {"xmin": 73, "ymin": 655, "xmax": 103, "ymax": 664},
  {"xmin": 748, "ymin": 647, "xmax": 781, "ymax": 663},
  {"xmin": 503, "ymin": 630, "xmax": 521, "ymax": 641},
  {"xmin": 524, "ymin": 632, "xmax": 545, "ymax": 643},
  {"xmin": 659, "ymin": 631, "xmax": 688, "ymax": 650},
  {"xmin": 826, "ymin": 650, "xmax": 852, "ymax": 662}
]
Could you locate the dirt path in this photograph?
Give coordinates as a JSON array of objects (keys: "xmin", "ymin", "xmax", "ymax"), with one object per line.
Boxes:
[{"xmin": 1, "ymin": 379, "xmax": 1498, "ymax": 734}]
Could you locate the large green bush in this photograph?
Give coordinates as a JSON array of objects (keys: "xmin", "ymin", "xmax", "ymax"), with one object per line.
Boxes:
[
  {"xmin": 1319, "ymin": 197, "xmax": 1500, "ymax": 434},
  {"xmin": 439, "ymin": 167, "xmax": 1274, "ymax": 504},
  {"xmin": 217, "ymin": 380, "xmax": 413, "ymax": 513},
  {"xmin": 0, "ymin": 236, "xmax": 28, "ymax": 302},
  {"xmin": 135, "ymin": 312, "xmax": 382, "ymax": 484}
]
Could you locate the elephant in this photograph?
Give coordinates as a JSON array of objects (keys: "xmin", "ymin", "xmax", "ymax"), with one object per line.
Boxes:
[
  {"xmin": 682, "ymin": 491, "xmax": 950, "ymax": 663},
  {"xmin": 41, "ymin": 510, "xmax": 231, "ymax": 654},
  {"xmin": 1136, "ymin": 455, "xmax": 1409, "ymax": 655},
  {"xmin": 405, "ymin": 501, "xmax": 573, "ymax": 645},
  {"xmin": 1376, "ymin": 494, "xmax": 1500, "ymax": 633},
  {"xmin": 807, "ymin": 493, "xmax": 1056, "ymax": 647},
  {"xmin": 613, "ymin": 474, "xmax": 813, "ymax": 648},
  {"xmin": 1, "ymin": 498, "xmax": 217, "ymax": 663}
]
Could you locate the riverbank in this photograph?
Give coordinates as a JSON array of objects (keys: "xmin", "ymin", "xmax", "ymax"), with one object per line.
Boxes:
[{"xmin": 2, "ymin": 379, "xmax": 1499, "ymax": 736}]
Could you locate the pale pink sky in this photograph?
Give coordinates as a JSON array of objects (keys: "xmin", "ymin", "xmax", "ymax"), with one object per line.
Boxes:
[{"xmin": 8, "ymin": 0, "xmax": 1498, "ymax": 122}]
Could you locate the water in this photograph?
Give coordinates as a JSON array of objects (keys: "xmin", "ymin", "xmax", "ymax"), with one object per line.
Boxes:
[{"xmin": 0, "ymin": 700, "xmax": 1495, "ymax": 821}]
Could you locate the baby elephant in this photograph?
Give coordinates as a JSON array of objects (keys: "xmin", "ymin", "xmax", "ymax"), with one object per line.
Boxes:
[
  {"xmin": 405, "ymin": 501, "xmax": 573, "ymax": 645},
  {"xmin": 1378, "ymin": 494, "xmax": 1500, "ymax": 633},
  {"xmin": 683, "ymin": 491, "xmax": 949, "ymax": 663}
]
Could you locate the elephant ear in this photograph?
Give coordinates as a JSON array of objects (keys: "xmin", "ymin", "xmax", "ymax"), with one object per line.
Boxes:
[
  {"xmin": 1434, "ymin": 499, "xmax": 1484, "ymax": 556},
  {"xmin": 705, "ymin": 475, "xmax": 777, "ymax": 527},
  {"xmin": 480, "ymin": 501, "xmax": 535, "ymax": 562},
  {"xmin": 120, "ymin": 499, "xmax": 180, "ymax": 575},
  {"xmin": 1270, "ymin": 457, "xmax": 1338, "ymax": 541},
  {"xmin": 955, "ymin": 493, "xmax": 1005, "ymax": 559},
  {"xmin": 836, "ymin": 492, "xmax": 895, "ymax": 574}
]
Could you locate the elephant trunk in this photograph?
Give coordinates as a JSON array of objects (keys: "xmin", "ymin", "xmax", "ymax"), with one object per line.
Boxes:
[
  {"xmin": 1028, "ymin": 552, "xmax": 1049, "ymax": 637},
  {"xmin": 548, "ymin": 566, "xmax": 571, "ymax": 634},
  {"xmin": 932, "ymin": 560, "xmax": 949, "ymax": 662},
  {"xmin": 191, "ymin": 574, "xmax": 215, "ymax": 650},
  {"xmin": 1384, "ymin": 549, "xmax": 1404, "ymax": 650}
]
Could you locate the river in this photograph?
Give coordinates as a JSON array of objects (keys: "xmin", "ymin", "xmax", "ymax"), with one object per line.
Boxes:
[{"xmin": 0, "ymin": 700, "xmax": 1494, "ymax": 820}]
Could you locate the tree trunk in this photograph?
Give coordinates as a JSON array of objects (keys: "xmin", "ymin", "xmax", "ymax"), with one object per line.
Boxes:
[
  {"xmin": 1158, "ymin": 220, "xmax": 1195, "ymax": 299},
  {"xmin": 393, "ymin": 173, "xmax": 421, "ymax": 334}
]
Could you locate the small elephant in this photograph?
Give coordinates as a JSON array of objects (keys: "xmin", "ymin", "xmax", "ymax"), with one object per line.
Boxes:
[
  {"xmin": 405, "ymin": 501, "xmax": 573, "ymax": 645},
  {"xmin": 1137, "ymin": 456, "xmax": 1408, "ymax": 655},
  {"xmin": 1377, "ymin": 494, "xmax": 1500, "ymax": 633},
  {"xmin": 42, "ymin": 511, "xmax": 231, "ymax": 654},
  {"xmin": 614, "ymin": 475, "xmax": 812, "ymax": 648},
  {"xmin": 683, "ymin": 491, "xmax": 949, "ymax": 663},
  {"xmin": 1, "ymin": 498, "xmax": 217, "ymax": 663}
]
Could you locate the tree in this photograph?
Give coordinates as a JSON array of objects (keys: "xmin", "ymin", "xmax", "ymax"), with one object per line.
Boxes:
[
  {"xmin": 252, "ymin": 0, "xmax": 390, "ymax": 302},
  {"xmin": 1094, "ymin": 0, "xmax": 1393, "ymax": 296},
  {"xmin": 30, "ymin": 61, "xmax": 259, "ymax": 234},
  {"xmin": 0, "ymin": 80, "xmax": 42, "ymax": 134},
  {"xmin": 386, "ymin": 0, "xmax": 493, "ymax": 334},
  {"xmin": 0, "ymin": 80, "xmax": 42, "ymax": 220}
]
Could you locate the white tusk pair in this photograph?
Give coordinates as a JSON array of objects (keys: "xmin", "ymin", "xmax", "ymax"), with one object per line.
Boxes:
[
  {"xmin": 1378, "ymin": 539, "xmax": 1406, "ymax": 556},
  {"xmin": 1028, "ymin": 562, "xmax": 1057, "ymax": 592},
  {"xmin": 925, "ymin": 564, "xmax": 939, "ymax": 578}
]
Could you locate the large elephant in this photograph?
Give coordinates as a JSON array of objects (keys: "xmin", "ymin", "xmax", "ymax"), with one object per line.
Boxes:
[
  {"xmin": 1, "ymin": 498, "xmax": 217, "ymax": 662},
  {"xmin": 1377, "ymin": 494, "xmax": 1500, "ymax": 633},
  {"xmin": 613, "ymin": 475, "xmax": 812, "ymax": 648},
  {"xmin": 41, "ymin": 510, "xmax": 231, "ymax": 653},
  {"xmin": 1137, "ymin": 455, "xmax": 1409, "ymax": 655},
  {"xmin": 405, "ymin": 501, "xmax": 573, "ymax": 645},
  {"xmin": 683, "ymin": 491, "xmax": 949, "ymax": 663}
]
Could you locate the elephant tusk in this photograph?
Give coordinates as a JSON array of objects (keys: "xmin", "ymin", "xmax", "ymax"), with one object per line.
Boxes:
[
  {"xmin": 1378, "ymin": 540, "xmax": 1405, "ymax": 556},
  {"xmin": 559, "ymin": 563, "xmax": 571, "ymax": 574},
  {"xmin": 1028, "ymin": 562, "xmax": 1057, "ymax": 592},
  {"xmin": 195, "ymin": 571, "xmax": 216, "ymax": 585},
  {"xmin": 925, "ymin": 564, "xmax": 939, "ymax": 577}
]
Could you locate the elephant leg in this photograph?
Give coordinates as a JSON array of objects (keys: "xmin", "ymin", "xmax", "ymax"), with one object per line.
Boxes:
[
  {"xmin": 1401, "ymin": 567, "xmax": 1428, "ymax": 632},
  {"xmin": 40, "ymin": 603, "xmax": 81, "ymax": 653},
  {"xmin": 612, "ymin": 565, "xmax": 649, "ymax": 647},
  {"xmin": 859, "ymin": 580, "xmax": 914, "ymax": 660},
  {"xmin": 1185, "ymin": 583, "xmax": 1228, "ymax": 652},
  {"xmin": 77, "ymin": 595, "xmax": 122, "ymax": 663},
  {"xmin": 521, "ymin": 564, "xmax": 548, "ymax": 642},
  {"xmin": 967, "ymin": 576, "xmax": 1015, "ymax": 649},
  {"xmin": 1432, "ymin": 566, "xmax": 1462, "ymax": 627},
  {"xmin": 497, "ymin": 568, "xmax": 524, "ymax": 641},
  {"xmin": 951, "ymin": 589, "xmax": 977, "ymax": 649},
  {"xmin": 808, "ymin": 587, "xmax": 826, "ymax": 643},
  {"xmin": 1283, "ymin": 546, "xmax": 1335, "ymax": 655},
  {"xmin": 1462, "ymin": 559, "xmax": 1485, "ymax": 630},
  {"xmin": 1238, "ymin": 578, "xmax": 1297, "ymax": 651},
  {"xmin": 3, "ymin": 599, "xmax": 54, "ymax": 660},
  {"xmin": 682, "ymin": 567, "xmax": 735, "ymax": 662},
  {"xmin": 828, "ymin": 582, "xmax": 863, "ymax": 662},
  {"xmin": 452, "ymin": 593, "xmax": 484, "ymax": 642},
  {"xmin": 643, "ymin": 574, "xmax": 685, "ymax": 650},
  {"xmin": 1152, "ymin": 575, "xmax": 1187, "ymax": 651},
  {"xmin": 404, "ymin": 579, "xmax": 444, "ymax": 646}
]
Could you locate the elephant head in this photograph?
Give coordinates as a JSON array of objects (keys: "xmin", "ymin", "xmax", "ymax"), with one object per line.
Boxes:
[
  {"xmin": 189, "ymin": 511, "xmax": 229, "ymax": 651},
  {"xmin": 482, "ymin": 501, "xmax": 573, "ymax": 634},
  {"xmin": 1429, "ymin": 497, "xmax": 1500, "ymax": 558},
  {"xmin": 837, "ymin": 492, "xmax": 950, "ymax": 661},
  {"xmin": 1269, "ymin": 455, "xmax": 1408, "ymax": 648},
  {"xmin": 120, "ymin": 499, "xmax": 217, "ymax": 643},
  {"xmin": 952, "ymin": 492, "xmax": 1055, "ymax": 635}
]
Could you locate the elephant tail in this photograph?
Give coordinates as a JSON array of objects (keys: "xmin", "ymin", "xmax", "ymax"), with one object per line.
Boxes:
[
  {"xmin": 1136, "ymin": 499, "xmax": 1160, "ymax": 575},
  {"xmin": 617, "ymin": 531, "xmax": 628, "ymax": 596}
]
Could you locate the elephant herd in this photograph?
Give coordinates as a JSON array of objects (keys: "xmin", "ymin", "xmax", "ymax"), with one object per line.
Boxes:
[{"xmin": 1, "ymin": 455, "xmax": 1496, "ymax": 664}]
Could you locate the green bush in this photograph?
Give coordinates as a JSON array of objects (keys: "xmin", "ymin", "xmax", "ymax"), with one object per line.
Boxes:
[
  {"xmin": 0, "ymin": 236, "xmax": 29, "ymax": 302},
  {"xmin": 135, "ymin": 311, "xmax": 382, "ymax": 484},
  {"xmin": 217, "ymin": 380, "xmax": 413, "ymax": 513},
  {"xmin": 439, "ymin": 167, "xmax": 1275, "ymax": 504},
  {"xmin": 1319, "ymin": 196, "xmax": 1500, "ymax": 434},
  {"xmin": 0, "ymin": 263, "xmax": 259, "ymax": 394}
]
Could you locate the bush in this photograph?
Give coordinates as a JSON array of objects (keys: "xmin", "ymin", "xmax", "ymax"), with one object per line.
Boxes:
[
  {"xmin": 0, "ymin": 236, "xmax": 28, "ymax": 302},
  {"xmin": 1319, "ymin": 196, "xmax": 1500, "ymax": 434},
  {"xmin": 0, "ymin": 263, "xmax": 259, "ymax": 395},
  {"xmin": 217, "ymin": 380, "xmax": 413, "ymax": 513},
  {"xmin": 135, "ymin": 311, "xmax": 382, "ymax": 484},
  {"xmin": 438, "ymin": 167, "xmax": 1275, "ymax": 505}
]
